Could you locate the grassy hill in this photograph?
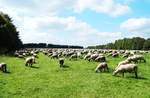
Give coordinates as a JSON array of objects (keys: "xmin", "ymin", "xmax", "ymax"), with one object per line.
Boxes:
[{"xmin": 0, "ymin": 53, "xmax": 150, "ymax": 98}]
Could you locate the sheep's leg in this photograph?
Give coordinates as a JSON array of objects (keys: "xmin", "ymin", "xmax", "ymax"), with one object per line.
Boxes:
[
  {"xmin": 143, "ymin": 59, "xmax": 146, "ymax": 63},
  {"xmin": 99, "ymin": 69, "xmax": 102, "ymax": 72},
  {"xmin": 95, "ymin": 69, "xmax": 98, "ymax": 73},
  {"xmin": 107, "ymin": 67, "xmax": 109, "ymax": 72},
  {"xmin": 122, "ymin": 72, "xmax": 124, "ymax": 77},
  {"xmin": 25, "ymin": 62, "xmax": 28, "ymax": 66},
  {"xmin": 2, "ymin": 65, "xmax": 7, "ymax": 72},
  {"xmin": 135, "ymin": 71, "xmax": 138, "ymax": 78},
  {"xmin": 30, "ymin": 63, "xmax": 32, "ymax": 67},
  {"xmin": 4, "ymin": 65, "xmax": 7, "ymax": 72},
  {"xmin": 103, "ymin": 68, "xmax": 105, "ymax": 72}
]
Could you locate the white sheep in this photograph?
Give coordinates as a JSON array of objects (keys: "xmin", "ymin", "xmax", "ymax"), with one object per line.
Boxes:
[
  {"xmin": 127, "ymin": 55, "xmax": 146, "ymax": 63},
  {"xmin": 25, "ymin": 56, "xmax": 35, "ymax": 66},
  {"xmin": 95, "ymin": 56, "xmax": 106, "ymax": 62},
  {"xmin": 69, "ymin": 54, "xmax": 77, "ymax": 60},
  {"xmin": 95, "ymin": 62, "xmax": 109, "ymax": 73},
  {"xmin": 84, "ymin": 53, "xmax": 91, "ymax": 60},
  {"xmin": 113, "ymin": 64, "xmax": 138, "ymax": 78},
  {"xmin": 88, "ymin": 54, "xmax": 99, "ymax": 61},
  {"xmin": 115, "ymin": 60, "xmax": 129, "ymax": 70}
]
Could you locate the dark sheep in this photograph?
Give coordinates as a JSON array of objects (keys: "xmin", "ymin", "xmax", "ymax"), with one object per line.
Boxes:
[
  {"xmin": 0, "ymin": 63, "xmax": 7, "ymax": 72},
  {"xmin": 59, "ymin": 58, "xmax": 64, "ymax": 67}
]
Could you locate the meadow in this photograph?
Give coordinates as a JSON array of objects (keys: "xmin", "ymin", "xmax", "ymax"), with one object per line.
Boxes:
[{"xmin": 0, "ymin": 53, "xmax": 150, "ymax": 98}]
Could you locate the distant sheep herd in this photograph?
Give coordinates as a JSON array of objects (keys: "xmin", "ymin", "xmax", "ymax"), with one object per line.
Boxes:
[{"xmin": 0, "ymin": 48, "xmax": 148, "ymax": 78}]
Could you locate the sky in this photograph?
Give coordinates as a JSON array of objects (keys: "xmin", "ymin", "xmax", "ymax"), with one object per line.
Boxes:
[{"xmin": 0, "ymin": 0, "xmax": 150, "ymax": 47}]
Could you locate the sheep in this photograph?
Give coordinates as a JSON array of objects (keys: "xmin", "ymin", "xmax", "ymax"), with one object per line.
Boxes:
[
  {"xmin": 0, "ymin": 63, "xmax": 7, "ymax": 72},
  {"xmin": 51, "ymin": 53, "xmax": 59, "ymax": 59},
  {"xmin": 25, "ymin": 56, "xmax": 35, "ymax": 67},
  {"xmin": 122, "ymin": 53, "xmax": 130, "ymax": 58},
  {"xmin": 112, "ymin": 53, "xmax": 119, "ymax": 57},
  {"xmin": 135, "ymin": 55, "xmax": 146, "ymax": 63},
  {"xmin": 88, "ymin": 54, "xmax": 99, "ymax": 61},
  {"xmin": 59, "ymin": 58, "xmax": 64, "ymax": 67},
  {"xmin": 69, "ymin": 54, "xmax": 77, "ymax": 60},
  {"xmin": 127, "ymin": 55, "xmax": 146, "ymax": 63},
  {"xmin": 33, "ymin": 53, "xmax": 38, "ymax": 58},
  {"xmin": 84, "ymin": 54, "xmax": 91, "ymax": 60},
  {"xmin": 113, "ymin": 64, "xmax": 138, "ymax": 78},
  {"xmin": 18, "ymin": 55, "xmax": 24, "ymax": 59},
  {"xmin": 115, "ymin": 60, "xmax": 129, "ymax": 70},
  {"xmin": 95, "ymin": 56, "xmax": 106, "ymax": 62},
  {"xmin": 95, "ymin": 62, "xmax": 109, "ymax": 73}
]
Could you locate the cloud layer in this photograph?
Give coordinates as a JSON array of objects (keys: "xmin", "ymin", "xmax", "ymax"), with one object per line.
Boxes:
[
  {"xmin": 0, "ymin": 0, "xmax": 140, "ymax": 46},
  {"xmin": 74, "ymin": 0, "xmax": 130, "ymax": 17},
  {"xmin": 120, "ymin": 17, "xmax": 150, "ymax": 33}
]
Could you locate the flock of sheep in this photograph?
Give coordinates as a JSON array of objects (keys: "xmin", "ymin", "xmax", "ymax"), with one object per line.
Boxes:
[{"xmin": 0, "ymin": 48, "xmax": 148, "ymax": 78}]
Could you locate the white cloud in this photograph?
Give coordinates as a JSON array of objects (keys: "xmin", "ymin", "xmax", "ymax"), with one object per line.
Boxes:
[
  {"xmin": 18, "ymin": 15, "xmax": 122, "ymax": 46},
  {"xmin": 120, "ymin": 18, "xmax": 150, "ymax": 33},
  {"xmin": 73, "ymin": 0, "xmax": 131, "ymax": 17},
  {"xmin": 0, "ymin": 0, "xmax": 131, "ymax": 17},
  {"xmin": 0, "ymin": 0, "xmax": 125, "ymax": 46}
]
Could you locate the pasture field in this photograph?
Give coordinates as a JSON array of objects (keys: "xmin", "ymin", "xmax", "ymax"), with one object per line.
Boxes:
[{"xmin": 0, "ymin": 53, "xmax": 150, "ymax": 98}]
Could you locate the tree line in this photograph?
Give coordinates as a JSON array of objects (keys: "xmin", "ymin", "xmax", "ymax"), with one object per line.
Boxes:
[
  {"xmin": 0, "ymin": 12, "xmax": 23, "ymax": 54},
  {"xmin": 88, "ymin": 37, "xmax": 150, "ymax": 50},
  {"xmin": 23, "ymin": 43, "xmax": 83, "ymax": 49}
]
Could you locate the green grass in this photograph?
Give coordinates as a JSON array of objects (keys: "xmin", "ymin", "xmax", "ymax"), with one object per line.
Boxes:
[{"xmin": 0, "ymin": 53, "xmax": 150, "ymax": 98}]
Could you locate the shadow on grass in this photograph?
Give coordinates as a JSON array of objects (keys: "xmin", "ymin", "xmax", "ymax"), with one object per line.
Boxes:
[
  {"xmin": 128, "ymin": 76, "xmax": 148, "ymax": 80},
  {"xmin": 112, "ymin": 75, "xmax": 148, "ymax": 80},
  {"xmin": 30, "ymin": 66, "xmax": 39, "ymax": 69},
  {"xmin": 55, "ymin": 64, "xmax": 70, "ymax": 72},
  {"xmin": 4, "ymin": 71, "xmax": 11, "ymax": 74},
  {"xmin": 62, "ymin": 64, "xmax": 70, "ymax": 68}
]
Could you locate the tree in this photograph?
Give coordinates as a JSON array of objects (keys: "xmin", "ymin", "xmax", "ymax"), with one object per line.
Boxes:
[
  {"xmin": 87, "ymin": 37, "xmax": 147, "ymax": 50},
  {"xmin": 143, "ymin": 38, "xmax": 150, "ymax": 50},
  {"xmin": 0, "ymin": 12, "xmax": 23, "ymax": 53}
]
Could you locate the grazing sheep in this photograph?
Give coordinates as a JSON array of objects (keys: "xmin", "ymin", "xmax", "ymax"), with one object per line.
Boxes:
[
  {"xmin": 112, "ymin": 53, "xmax": 119, "ymax": 57},
  {"xmin": 51, "ymin": 53, "xmax": 59, "ymax": 59},
  {"xmin": 88, "ymin": 54, "xmax": 99, "ymax": 61},
  {"xmin": 95, "ymin": 62, "xmax": 109, "ymax": 73},
  {"xmin": 0, "ymin": 63, "xmax": 7, "ymax": 72},
  {"xmin": 127, "ymin": 55, "xmax": 146, "ymax": 63},
  {"xmin": 33, "ymin": 53, "xmax": 38, "ymax": 58},
  {"xmin": 122, "ymin": 53, "xmax": 129, "ymax": 58},
  {"xmin": 95, "ymin": 56, "xmax": 106, "ymax": 62},
  {"xmin": 59, "ymin": 58, "xmax": 64, "ymax": 67},
  {"xmin": 113, "ymin": 64, "xmax": 138, "ymax": 78},
  {"xmin": 115, "ymin": 60, "xmax": 129, "ymax": 70},
  {"xmin": 18, "ymin": 55, "xmax": 24, "ymax": 59},
  {"xmin": 84, "ymin": 53, "xmax": 91, "ymax": 60},
  {"xmin": 25, "ymin": 56, "xmax": 35, "ymax": 66},
  {"xmin": 69, "ymin": 54, "xmax": 77, "ymax": 60}
]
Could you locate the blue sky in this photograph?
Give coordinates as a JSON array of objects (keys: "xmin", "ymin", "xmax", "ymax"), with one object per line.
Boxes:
[{"xmin": 0, "ymin": 0, "xmax": 150, "ymax": 46}]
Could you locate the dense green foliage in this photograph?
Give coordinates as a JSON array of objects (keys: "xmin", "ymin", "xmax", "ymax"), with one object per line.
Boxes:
[
  {"xmin": 88, "ymin": 37, "xmax": 150, "ymax": 50},
  {"xmin": 24, "ymin": 43, "xmax": 83, "ymax": 49},
  {"xmin": 0, "ymin": 53, "xmax": 150, "ymax": 98},
  {"xmin": 0, "ymin": 12, "xmax": 23, "ymax": 53},
  {"xmin": 143, "ymin": 38, "xmax": 150, "ymax": 50}
]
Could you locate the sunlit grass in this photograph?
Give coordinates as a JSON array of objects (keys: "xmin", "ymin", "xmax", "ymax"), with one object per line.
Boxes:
[{"xmin": 0, "ymin": 53, "xmax": 150, "ymax": 98}]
